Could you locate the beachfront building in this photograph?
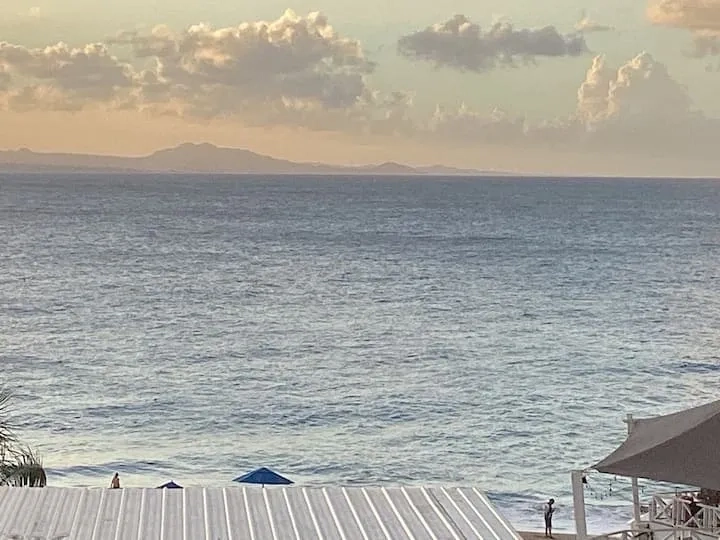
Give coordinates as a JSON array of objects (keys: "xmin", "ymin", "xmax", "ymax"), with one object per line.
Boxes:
[
  {"xmin": 573, "ymin": 400, "xmax": 720, "ymax": 540},
  {"xmin": 0, "ymin": 485, "xmax": 524, "ymax": 539}
]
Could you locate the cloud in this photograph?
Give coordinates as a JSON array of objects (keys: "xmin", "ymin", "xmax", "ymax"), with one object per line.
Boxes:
[
  {"xmin": 647, "ymin": 0, "xmax": 720, "ymax": 32},
  {"xmin": 0, "ymin": 11, "xmax": 717, "ymax": 163},
  {"xmin": 601, "ymin": 53, "xmax": 694, "ymax": 123},
  {"xmin": 0, "ymin": 67, "xmax": 9, "ymax": 91},
  {"xmin": 647, "ymin": 0, "xmax": 720, "ymax": 57},
  {"xmin": 576, "ymin": 55, "xmax": 614, "ymax": 122},
  {"xmin": 428, "ymin": 105, "xmax": 526, "ymax": 143},
  {"xmin": 397, "ymin": 15, "xmax": 588, "ymax": 72},
  {"xmin": 112, "ymin": 10, "xmax": 378, "ymax": 117},
  {"xmin": 575, "ymin": 52, "xmax": 695, "ymax": 126},
  {"xmin": 575, "ymin": 11, "xmax": 614, "ymax": 33},
  {"xmin": 12, "ymin": 6, "xmax": 44, "ymax": 20},
  {"xmin": 422, "ymin": 52, "xmax": 717, "ymax": 158},
  {"xmin": 0, "ymin": 10, "xmax": 411, "ymax": 130},
  {"xmin": 5, "ymin": 6, "xmax": 47, "ymax": 25},
  {"xmin": 693, "ymin": 34, "xmax": 720, "ymax": 57},
  {"xmin": 0, "ymin": 42, "xmax": 134, "ymax": 110}
]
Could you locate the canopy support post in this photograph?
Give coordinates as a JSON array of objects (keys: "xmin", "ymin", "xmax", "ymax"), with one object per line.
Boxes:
[
  {"xmin": 626, "ymin": 413, "xmax": 642, "ymax": 526},
  {"xmin": 571, "ymin": 470, "xmax": 588, "ymax": 540}
]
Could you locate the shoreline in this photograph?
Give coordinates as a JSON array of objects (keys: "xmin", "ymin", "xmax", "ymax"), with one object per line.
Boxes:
[{"xmin": 520, "ymin": 532, "xmax": 577, "ymax": 540}]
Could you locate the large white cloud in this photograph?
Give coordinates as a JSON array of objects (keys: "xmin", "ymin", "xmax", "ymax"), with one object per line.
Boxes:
[
  {"xmin": 577, "ymin": 52, "xmax": 695, "ymax": 124},
  {"xmin": 0, "ymin": 10, "xmax": 409, "ymax": 129},
  {"xmin": 397, "ymin": 15, "xmax": 588, "ymax": 72},
  {"xmin": 423, "ymin": 52, "xmax": 718, "ymax": 158},
  {"xmin": 576, "ymin": 55, "xmax": 613, "ymax": 122},
  {"xmin": 109, "ymin": 9, "xmax": 392, "ymax": 125}
]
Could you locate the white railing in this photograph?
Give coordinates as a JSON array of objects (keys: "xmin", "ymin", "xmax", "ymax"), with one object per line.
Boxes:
[
  {"xmin": 649, "ymin": 493, "xmax": 720, "ymax": 533},
  {"xmin": 589, "ymin": 528, "xmax": 639, "ymax": 540},
  {"xmin": 591, "ymin": 526, "xmax": 719, "ymax": 540}
]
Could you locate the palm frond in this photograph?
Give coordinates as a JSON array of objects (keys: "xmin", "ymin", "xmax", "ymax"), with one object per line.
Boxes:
[
  {"xmin": 0, "ymin": 447, "xmax": 47, "ymax": 487},
  {"xmin": 0, "ymin": 386, "xmax": 47, "ymax": 487},
  {"xmin": 0, "ymin": 387, "xmax": 17, "ymax": 447}
]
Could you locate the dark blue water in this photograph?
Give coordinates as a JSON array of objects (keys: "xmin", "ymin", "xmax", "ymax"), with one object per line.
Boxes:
[{"xmin": 2, "ymin": 173, "xmax": 720, "ymax": 532}]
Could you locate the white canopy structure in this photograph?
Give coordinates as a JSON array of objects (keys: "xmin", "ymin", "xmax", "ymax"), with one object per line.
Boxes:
[
  {"xmin": 594, "ymin": 399, "xmax": 720, "ymax": 490},
  {"xmin": 572, "ymin": 400, "xmax": 720, "ymax": 540}
]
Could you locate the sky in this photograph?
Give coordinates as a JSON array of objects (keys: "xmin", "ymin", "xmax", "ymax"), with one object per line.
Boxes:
[{"xmin": 1, "ymin": 0, "xmax": 720, "ymax": 175}]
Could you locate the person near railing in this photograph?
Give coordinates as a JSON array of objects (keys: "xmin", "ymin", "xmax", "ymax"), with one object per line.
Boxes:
[
  {"xmin": 698, "ymin": 489, "xmax": 720, "ymax": 507},
  {"xmin": 688, "ymin": 497, "xmax": 700, "ymax": 527}
]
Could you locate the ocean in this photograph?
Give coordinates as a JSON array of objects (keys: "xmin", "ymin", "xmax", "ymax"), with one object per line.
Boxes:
[{"xmin": 2, "ymin": 172, "xmax": 720, "ymax": 533}]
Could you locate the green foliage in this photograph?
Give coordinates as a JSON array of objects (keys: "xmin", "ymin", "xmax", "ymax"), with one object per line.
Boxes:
[{"xmin": 0, "ymin": 387, "xmax": 47, "ymax": 487}]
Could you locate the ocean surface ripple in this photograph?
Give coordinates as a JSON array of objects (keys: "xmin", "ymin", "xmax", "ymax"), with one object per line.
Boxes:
[{"xmin": 2, "ymin": 173, "xmax": 720, "ymax": 532}]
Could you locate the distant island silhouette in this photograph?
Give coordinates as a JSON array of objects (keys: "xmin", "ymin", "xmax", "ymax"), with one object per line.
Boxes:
[{"xmin": 0, "ymin": 142, "xmax": 501, "ymax": 175}]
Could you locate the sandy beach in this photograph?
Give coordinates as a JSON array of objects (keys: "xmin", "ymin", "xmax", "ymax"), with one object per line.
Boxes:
[{"xmin": 520, "ymin": 531, "xmax": 577, "ymax": 540}]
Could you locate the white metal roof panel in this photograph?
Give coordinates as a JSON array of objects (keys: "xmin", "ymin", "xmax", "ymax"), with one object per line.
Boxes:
[{"xmin": 0, "ymin": 485, "xmax": 522, "ymax": 540}]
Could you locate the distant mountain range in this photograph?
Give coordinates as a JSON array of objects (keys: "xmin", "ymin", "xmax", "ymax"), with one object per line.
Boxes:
[{"xmin": 0, "ymin": 142, "xmax": 494, "ymax": 175}]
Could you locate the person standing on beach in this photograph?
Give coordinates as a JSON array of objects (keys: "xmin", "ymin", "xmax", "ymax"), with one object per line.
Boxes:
[
  {"xmin": 110, "ymin": 473, "xmax": 120, "ymax": 489},
  {"xmin": 544, "ymin": 498, "xmax": 555, "ymax": 538}
]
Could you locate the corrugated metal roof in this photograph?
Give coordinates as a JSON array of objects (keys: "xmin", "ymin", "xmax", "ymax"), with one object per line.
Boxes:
[{"xmin": 0, "ymin": 485, "xmax": 522, "ymax": 540}]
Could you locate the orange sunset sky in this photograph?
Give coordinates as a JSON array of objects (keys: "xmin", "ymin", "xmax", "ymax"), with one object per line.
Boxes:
[{"xmin": 1, "ymin": 0, "xmax": 720, "ymax": 175}]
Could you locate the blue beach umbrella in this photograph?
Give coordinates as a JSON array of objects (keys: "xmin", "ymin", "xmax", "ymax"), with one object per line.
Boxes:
[
  {"xmin": 233, "ymin": 467, "xmax": 293, "ymax": 487},
  {"xmin": 157, "ymin": 480, "xmax": 183, "ymax": 489}
]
